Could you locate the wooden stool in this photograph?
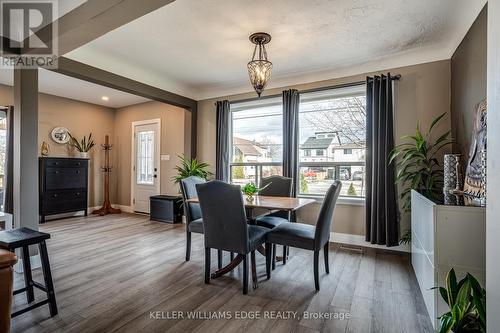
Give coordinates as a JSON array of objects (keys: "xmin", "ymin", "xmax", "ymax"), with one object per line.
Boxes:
[{"xmin": 0, "ymin": 227, "xmax": 57, "ymax": 318}]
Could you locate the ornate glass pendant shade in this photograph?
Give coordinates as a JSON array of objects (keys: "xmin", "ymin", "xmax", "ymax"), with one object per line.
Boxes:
[{"xmin": 247, "ymin": 32, "xmax": 272, "ymax": 97}]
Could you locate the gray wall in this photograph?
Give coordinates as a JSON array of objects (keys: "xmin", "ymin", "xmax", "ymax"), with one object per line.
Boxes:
[
  {"xmin": 451, "ymin": 5, "xmax": 487, "ymax": 159},
  {"xmin": 487, "ymin": 0, "xmax": 500, "ymax": 331}
]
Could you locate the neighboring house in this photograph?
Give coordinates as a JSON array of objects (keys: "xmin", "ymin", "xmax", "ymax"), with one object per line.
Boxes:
[
  {"xmin": 232, "ymin": 137, "xmax": 272, "ymax": 179},
  {"xmin": 300, "ymin": 132, "xmax": 365, "ymax": 179}
]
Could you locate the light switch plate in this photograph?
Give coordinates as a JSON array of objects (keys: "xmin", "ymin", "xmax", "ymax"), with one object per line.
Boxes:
[{"xmin": 161, "ymin": 154, "xmax": 170, "ymax": 161}]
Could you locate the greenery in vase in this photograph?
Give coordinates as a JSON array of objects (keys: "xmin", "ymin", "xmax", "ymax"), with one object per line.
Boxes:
[
  {"xmin": 389, "ymin": 112, "xmax": 452, "ymax": 211},
  {"xmin": 241, "ymin": 182, "xmax": 269, "ymax": 197},
  {"xmin": 172, "ymin": 155, "xmax": 212, "ymax": 183},
  {"xmin": 433, "ymin": 268, "xmax": 486, "ymax": 333},
  {"xmin": 347, "ymin": 183, "xmax": 357, "ymax": 196},
  {"xmin": 69, "ymin": 132, "xmax": 95, "ymax": 152}
]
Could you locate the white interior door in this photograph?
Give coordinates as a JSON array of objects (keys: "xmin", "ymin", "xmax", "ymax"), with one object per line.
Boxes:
[{"xmin": 132, "ymin": 121, "xmax": 160, "ymax": 213}]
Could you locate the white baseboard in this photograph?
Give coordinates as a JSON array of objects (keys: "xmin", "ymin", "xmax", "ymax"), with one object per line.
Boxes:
[
  {"xmin": 13, "ymin": 254, "xmax": 41, "ymax": 273},
  {"xmin": 115, "ymin": 205, "xmax": 133, "ymax": 213},
  {"xmin": 330, "ymin": 232, "xmax": 411, "ymax": 253}
]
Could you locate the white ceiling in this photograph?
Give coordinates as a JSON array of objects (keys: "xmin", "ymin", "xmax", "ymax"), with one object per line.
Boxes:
[
  {"xmin": 0, "ymin": 67, "xmax": 150, "ymax": 108},
  {"xmin": 65, "ymin": 0, "xmax": 487, "ymax": 100}
]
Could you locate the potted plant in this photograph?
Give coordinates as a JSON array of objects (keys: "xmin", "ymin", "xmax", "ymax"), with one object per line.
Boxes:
[
  {"xmin": 172, "ymin": 155, "xmax": 212, "ymax": 183},
  {"xmin": 433, "ymin": 268, "xmax": 486, "ymax": 332},
  {"xmin": 389, "ymin": 112, "xmax": 452, "ymax": 243},
  {"xmin": 241, "ymin": 182, "xmax": 269, "ymax": 202},
  {"xmin": 69, "ymin": 132, "xmax": 95, "ymax": 159}
]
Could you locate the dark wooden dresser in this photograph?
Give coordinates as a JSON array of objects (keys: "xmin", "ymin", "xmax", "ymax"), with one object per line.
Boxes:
[{"xmin": 39, "ymin": 157, "xmax": 89, "ymax": 223}]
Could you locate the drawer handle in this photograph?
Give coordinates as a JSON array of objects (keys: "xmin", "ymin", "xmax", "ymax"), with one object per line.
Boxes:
[
  {"xmin": 55, "ymin": 171, "xmax": 59, "ymax": 174},
  {"xmin": 76, "ymin": 170, "xmax": 80, "ymax": 174},
  {"xmin": 75, "ymin": 193, "xmax": 80, "ymax": 196},
  {"xmin": 53, "ymin": 194, "xmax": 58, "ymax": 198}
]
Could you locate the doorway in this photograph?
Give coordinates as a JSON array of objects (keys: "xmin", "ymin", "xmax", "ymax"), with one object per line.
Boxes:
[{"xmin": 131, "ymin": 119, "xmax": 161, "ymax": 213}]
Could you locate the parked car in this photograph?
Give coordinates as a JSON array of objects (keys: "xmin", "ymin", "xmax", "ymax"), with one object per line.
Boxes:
[{"xmin": 352, "ymin": 171, "xmax": 364, "ymax": 181}]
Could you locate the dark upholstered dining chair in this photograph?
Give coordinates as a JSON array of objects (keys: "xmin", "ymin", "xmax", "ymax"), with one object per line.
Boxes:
[
  {"xmin": 266, "ymin": 181, "xmax": 342, "ymax": 291},
  {"xmin": 196, "ymin": 181, "xmax": 271, "ymax": 294},
  {"xmin": 255, "ymin": 175, "xmax": 293, "ymax": 267},
  {"xmin": 180, "ymin": 176, "xmax": 222, "ymax": 268}
]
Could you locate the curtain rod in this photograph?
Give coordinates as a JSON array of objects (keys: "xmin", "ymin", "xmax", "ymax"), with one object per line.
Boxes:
[{"xmin": 215, "ymin": 73, "xmax": 401, "ymax": 106}]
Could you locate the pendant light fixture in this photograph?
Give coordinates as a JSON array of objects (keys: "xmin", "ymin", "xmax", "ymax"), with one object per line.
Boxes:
[{"xmin": 247, "ymin": 32, "xmax": 272, "ymax": 97}]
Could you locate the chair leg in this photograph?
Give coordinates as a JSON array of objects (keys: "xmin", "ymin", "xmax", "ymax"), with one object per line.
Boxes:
[
  {"xmin": 282, "ymin": 246, "xmax": 287, "ymax": 265},
  {"xmin": 324, "ymin": 242, "xmax": 330, "ymax": 274},
  {"xmin": 230, "ymin": 252, "xmax": 234, "ymax": 261},
  {"xmin": 251, "ymin": 251, "xmax": 258, "ymax": 289},
  {"xmin": 205, "ymin": 247, "xmax": 211, "ymax": 284},
  {"xmin": 39, "ymin": 241, "xmax": 58, "ymax": 317},
  {"xmin": 21, "ymin": 245, "xmax": 35, "ymax": 303},
  {"xmin": 217, "ymin": 250, "xmax": 223, "ymax": 269},
  {"xmin": 272, "ymin": 244, "xmax": 276, "ymax": 270},
  {"xmin": 265, "ymin": 243, "xmax": 272, "ymax": 279},
  {"xmin": 314, "ymin": 250, "xmax": 320, "ymax": 291},
  {"xmin": 186, "ymin": 231, "xmax": 191, "ymax": 261},
  {"xmin": 242, "ymin": 254, "xmax": 249, "ymax": 295}
]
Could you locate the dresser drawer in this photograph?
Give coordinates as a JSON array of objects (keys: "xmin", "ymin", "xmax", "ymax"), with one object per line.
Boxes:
[
  {"xmin": 45, "ymin": 167, "xmax": 87, "ymax": 190},
  {"xmin": 43, "ymin": 190, "xmax": 87, "ymax": 213},
  {"xmin": 44, "ymin": 159, "xmax": 87, "ymax": 168}
]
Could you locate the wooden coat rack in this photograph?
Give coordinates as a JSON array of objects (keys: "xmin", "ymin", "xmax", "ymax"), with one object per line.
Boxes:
[{"xmin": 93, "ymin": 135, "xmax": 121, "ymax": 216}]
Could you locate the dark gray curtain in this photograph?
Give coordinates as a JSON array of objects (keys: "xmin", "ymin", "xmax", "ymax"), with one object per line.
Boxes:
[
  {"xmin": 282, "ymin": 89, "xmax": 300, "ymax": 197},
  {"xmin": 215, "ymin": 100, "xmax": 230, "ymax": 182},
  {"xmin": 4, "ymin": 106, "xmax": 13, "ymax": 214},
  {"xmin": 365, "ymin": 74, "xmax": 398, "ymax": 246}
]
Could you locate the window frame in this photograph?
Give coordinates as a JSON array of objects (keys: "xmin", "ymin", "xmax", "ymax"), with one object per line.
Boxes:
[
  {"xmin": 297, "ymin": 83, "xmax": 367, "ymax": 199},
  {"xmin": 228, "ymin": 97, "xmax": 284, "ymax": 187}
]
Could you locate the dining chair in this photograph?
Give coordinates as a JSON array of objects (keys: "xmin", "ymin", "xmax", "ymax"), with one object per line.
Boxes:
[
  {"xmin": 266, "ymin": 181, "xmax": 342, "ymax": 291},
  {"xmin": 180, "ymin": 176, "xmax": 223, "ymax": 268},
  {"xmin": 196, "ymin": 180, "xmax": 271, "ymax": 294},
  {"xmin": 255, "ymin": 175, "xmax": 293, "ymax": 268}
]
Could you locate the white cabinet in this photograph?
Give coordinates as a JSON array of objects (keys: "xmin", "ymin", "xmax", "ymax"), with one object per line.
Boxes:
[{"xmin": 411, "ymin": 190, "xmax": 485, "ymax": 330}]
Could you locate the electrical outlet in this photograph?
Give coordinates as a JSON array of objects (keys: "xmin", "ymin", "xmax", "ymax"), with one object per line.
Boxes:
[{"xmin": 161, "ymin": 155, "xmax": 170, "ymax": 161}]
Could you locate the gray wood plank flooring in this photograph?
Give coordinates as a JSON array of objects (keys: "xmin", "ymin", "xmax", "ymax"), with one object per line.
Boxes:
[{"xmin": 10, "ymin": 214, "xmax": 433, "ymax": 333}]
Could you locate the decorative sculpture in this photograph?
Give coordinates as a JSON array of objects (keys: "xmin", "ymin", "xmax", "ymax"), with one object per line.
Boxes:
[
  {"xmin": 93, "ymin": 135, "xmax": 121, "ymax": 216},
  {"xmin": 463, "ymin": 100, "xmax": 487, "ymax": 200}
]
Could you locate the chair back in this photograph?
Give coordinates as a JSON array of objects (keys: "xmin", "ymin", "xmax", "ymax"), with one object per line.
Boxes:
[
  {"xmin": 258, "ymin": 176, "xmax": 292, "ymax": 197},
  {"xmin": 314, "ymin": 181, "xmax": 342, "ymax": 250},
  {"xmin": 196, "ymin": 181, "xmax": 250, "ymax": 254},
  {"xmin": 180, "ymin": 176, "xmax": 206, "ymax": 223}
]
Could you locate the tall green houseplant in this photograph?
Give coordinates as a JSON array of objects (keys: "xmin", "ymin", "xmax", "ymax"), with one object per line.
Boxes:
[
  {"xmin": 172, "ymin": 155, "xmax": 212, "ymax": 183},
  {"xmin": 389, "ymin": 113, "xmax": 451, "ymax": 244},
  {"xmin": 389, "ymin": 113, "xmax": 452, "ymax": 211}
]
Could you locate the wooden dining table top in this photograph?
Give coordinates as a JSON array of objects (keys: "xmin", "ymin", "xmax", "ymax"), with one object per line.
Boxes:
[{"xmin": 186, "ymin": 195, "xmax": 316, "ymax": 211}]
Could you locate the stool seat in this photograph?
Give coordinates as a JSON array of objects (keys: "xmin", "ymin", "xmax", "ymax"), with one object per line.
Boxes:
[{"xmin": 0, "ymin": 227, "xmax": 50, "ymax": 249}]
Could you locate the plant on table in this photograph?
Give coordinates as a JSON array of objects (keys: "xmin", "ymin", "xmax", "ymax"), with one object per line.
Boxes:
[
  {"xmin": 433, "ymin": 268, "xmax": 486, "ymax": 333},
  {"xmin": 241, "ymin": 182, "xmax": 270, "ymax": 202}
]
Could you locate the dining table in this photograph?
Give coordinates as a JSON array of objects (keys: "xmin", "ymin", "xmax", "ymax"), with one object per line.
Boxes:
[{"xmin": 186, "ymin": 195, "xmax": 316, "ymax": 288}]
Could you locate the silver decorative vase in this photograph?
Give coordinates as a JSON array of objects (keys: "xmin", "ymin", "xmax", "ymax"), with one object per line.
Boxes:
[{"xmin": 444, "ymin": 154, "xmax": 463, "ymax": 205}]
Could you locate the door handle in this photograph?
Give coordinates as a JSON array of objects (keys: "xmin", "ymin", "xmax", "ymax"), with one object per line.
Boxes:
[{"xmin": 153, "ymin": 174, "xmax": 157, "ymax": 178}]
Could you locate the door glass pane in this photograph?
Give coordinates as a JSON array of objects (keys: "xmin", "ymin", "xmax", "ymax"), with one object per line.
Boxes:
[{"xmin": 136, "ymin": 130, "xmax": 154, "ymax": 185}]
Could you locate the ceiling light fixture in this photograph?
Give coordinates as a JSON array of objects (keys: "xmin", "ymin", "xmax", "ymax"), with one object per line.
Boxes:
[
  {"xmin": 101, "ymin": 96, "xmax": 109, "ymax": 101},
  {"xmin": 247, "ymin": 32, "xmax": 272, "ymax": 97}
]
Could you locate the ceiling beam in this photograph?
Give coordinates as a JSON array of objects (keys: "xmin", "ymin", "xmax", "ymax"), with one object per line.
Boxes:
[
  {"xmin": 51, "ymin": 57, "xmax": 197, "ymax": 110},
  {"xmin": 37, "ymin": 0, "xmax": 176, "ymax": 56},
  {"xmin": 50, "ymin": 57, "xmax": 198, "ymax": 157}
]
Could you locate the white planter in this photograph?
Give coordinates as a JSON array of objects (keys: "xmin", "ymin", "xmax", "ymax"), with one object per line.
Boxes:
[{"xmin": 77, "ymin": 151, "xmax": 89, "ymax": 159}]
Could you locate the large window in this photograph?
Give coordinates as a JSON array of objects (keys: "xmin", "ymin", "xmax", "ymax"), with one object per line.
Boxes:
[
  {"xmin": 230, "ymin": 97, "xmax": 283, "ymax": 187},
  {"xmin": 298, "ymin": 85, "xmax": 367, "ymax": 198}
]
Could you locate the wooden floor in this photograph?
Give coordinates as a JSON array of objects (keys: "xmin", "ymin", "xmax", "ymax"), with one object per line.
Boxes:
[{"xmin": 10, "ymin": 214, "xmax": 433, "ymax": 333}]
